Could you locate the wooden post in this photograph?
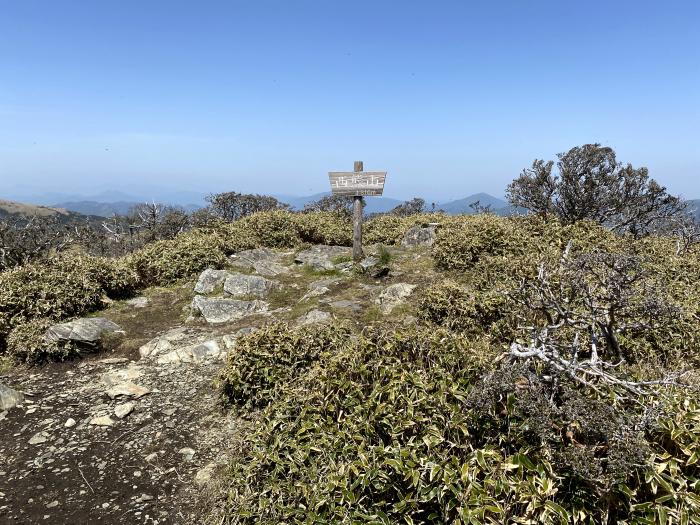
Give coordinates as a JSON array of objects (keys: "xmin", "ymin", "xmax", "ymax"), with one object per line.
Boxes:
[{"xmin": 352, "ymin": 161, "xmax": 364, "ymax": 261}]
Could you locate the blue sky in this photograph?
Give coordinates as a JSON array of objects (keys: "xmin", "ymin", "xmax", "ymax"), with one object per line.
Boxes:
[{"xmin": 1, "ymin": 0, "xmax": 698, "ymax": 202}]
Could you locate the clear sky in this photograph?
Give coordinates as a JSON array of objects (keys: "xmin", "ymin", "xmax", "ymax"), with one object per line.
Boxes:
[{"xmin": 1, "ymin": 0, "xmax": 698, "ymax": 202}]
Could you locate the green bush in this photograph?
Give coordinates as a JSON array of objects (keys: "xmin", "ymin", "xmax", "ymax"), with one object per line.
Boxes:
[
  {"xmin": 296, "ymin": 211, "xmax": 352, "ymax": 246},
  {"xmin": 364, "ymin": 215, "xmax": 412, "ymax": 245},
  {"xmin": 417, "ymin": 279, "xmax": 514, "ymax": 341},
  {"xmin": 5, "ymin": 318, "xmax": 77, "ymax": 362},
  {"xmin": 218, "ymin": 322, "xmax": 700, "ymax": 524},
  {"xmin": 0, "ymin": 259, "xmax": 104, "ymax": 351},
  {"xmin": 239, "ymin": 210, "xmax": 303, "ymax": 248},
  {"xmin": 218, "ymin": 322, "xmax": 352, "ymax": 408},
  {"xmin": 126, "ymin": 231, "xmax": 227, "ymax": 286}
]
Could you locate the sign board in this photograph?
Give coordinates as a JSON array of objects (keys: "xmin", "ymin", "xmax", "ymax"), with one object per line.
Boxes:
[{"xmin": 328, "ymin": 171, "xmax": 387, "ymax": 196}]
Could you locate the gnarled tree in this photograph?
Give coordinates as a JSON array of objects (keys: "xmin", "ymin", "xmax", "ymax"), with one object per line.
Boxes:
[
  {"xmin": 206, "ymin": 192, "xmax": 289, "ymax": 222},
  {"xmin": 507, "ymin": 144, "xmax": 686, "ymax": 236}
]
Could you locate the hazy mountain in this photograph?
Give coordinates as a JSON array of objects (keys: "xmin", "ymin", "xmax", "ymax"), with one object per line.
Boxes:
[
  {"xmin": 438, "ymin": 193, "xmax": 509, "ymax": 214},
  {"xmin": 0, "ymin": 199, "xmax": 104, "ymax": 226}
]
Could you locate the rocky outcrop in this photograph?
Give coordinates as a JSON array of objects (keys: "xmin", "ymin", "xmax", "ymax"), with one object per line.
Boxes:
[
  {"xmin": 0, "ymin": 383, "xmax": 24, "ymax": 411},
  {"xmin": 44, "ymin": 318, "xmax": 123, "ymax": 346},
  {"xmin": 376, "ymin": 283, "xmax": 417, "ymax": 314},
  {"xmin": 295, "ymin": 245, "xmax": 351, "ymax": 271},
  {"xmin": 401, "ymin": 224, "xmax": 438, "ymax": 247},
  {"xmin": 229, "ymin": 247, "xmax": 290, "ymax": 277},
  {"xmin": 223, "ymin": 273, "xmax": 279, "ymax": 298},
  {"xmin": 191, "ymin": 295, "xmax": 268, "ymax": 324},
  {"xmin": 193, "ymin": 269, "xmax": 230, "ymax": 294}
]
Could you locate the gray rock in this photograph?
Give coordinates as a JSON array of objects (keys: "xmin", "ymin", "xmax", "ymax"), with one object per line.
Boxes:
[
  {"xmin": 376, "ymin": 283, "xmax": 417, "ymax": 314},
  {"xmin": 229, "ymin": 247, "xmax": 290, "ymax": 276},
  {"xmin": 295, "ymin": 245, "xmax": 351, "ymax": 271},
  {"xmin": 106, "ymin": 382, "xmax": 150, "ymax": 399},
  {"xmin": 359, "ymin": 256, "xmax": 379, "ymax": 271},
  {"xmin": 64, "ymin": 418, "xmax": 77, "ymax": 428},
  {"xmin": 193, "ymin": 269, "xmax": 230, "ymax": 294},
  {"xmin": 328, "ymin": 300, "xmax": 362, "ymax": 311},
  {"xmin": 28, "ymin": 431, "xmax": 49, "ymax": 445},
  {"xmin": 0, "ymin": 384, "xmax": 24, "ymax": 411},
  {"xmin": 89, "ymin": 415, "xmax": 115, "ymax": 427},
  {"xmin": 191, "ymin": 295, "xmax": 269, "ymax": 324},
  {"xmin": 179, "ymin": 447, "xmax": 195, "ymax": 461},
  {"xmin": 223, "ymin": 273, "xmax": 279, "ymax": 298},
  {"xmin": 401, "ymin": 224, "xmax": 438, "ymax": 247},
  {"xmin": 101, "ymin": 364, "xmax": 143, "ymax": 387},
  {"xmin": 114, "ymin": 402, "xmax": 135, "ymax": 419},
  {"xmin": 156, "ymin": 339, "xmax": 222, "ymax": 365},
  {"xmin": 44, "ymin": 317, "xmax": 122, "ymax": 346},
  {"xmin": 138, "ymin": 327, "xmax": 191, "ymax": 359},
  {"xmin": 194, "ymin": 462, "xmax": 217, "ymax": 486},
  {"xmin": 125, "ymin": 296, "xmax": 148, "ymax": 308},
  {"xmin": 296, "ymin": 309, "xmax": 332, "ymax": 326}
]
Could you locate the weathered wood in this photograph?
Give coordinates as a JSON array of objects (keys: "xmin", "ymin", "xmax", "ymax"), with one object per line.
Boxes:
[
  {"xmin": 353, "ymin": 195, "xmax": 363, "ymax": 261},
  {"xmin": 328, "ymin": 172, "xmax": 387, "ymax": 196}
]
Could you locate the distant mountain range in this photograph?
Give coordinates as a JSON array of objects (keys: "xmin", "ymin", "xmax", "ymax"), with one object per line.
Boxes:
[{"xmin": 4, "ymin": 190, "xmax": 699, "ymax": 221}]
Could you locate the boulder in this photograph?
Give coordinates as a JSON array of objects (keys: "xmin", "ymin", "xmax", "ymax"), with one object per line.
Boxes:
[
  {"xmin": 44, "ymin": 318, "xmax": 122, "ymax": 346},
  {"xmin": 0, "ymin": 384, "xmax": 24, "ymax": 411},
  {"xmin": 401, "ymin": 224, "xmax": 438, "ymax": 248},
  {"xmin": 295, "ymin": 245, "xmax": 351, "ymax": 271},
  {"xmin": 191, "ymin": 295, "xmax": 268, "ymax": 324},
  {"xmin": 229, "ymin": 248, "xmax": 290, "ymax": 277},
  {"xmin": 194, "ymin": 269, "xmax": 230, "ymax": 294},
  {"xmin": 376, "ymin": 283, "xmax": 417, "ymax": 314},
  {"xmin": 223, "ymin": 273, "xmax": 279, "ymax": 298}
]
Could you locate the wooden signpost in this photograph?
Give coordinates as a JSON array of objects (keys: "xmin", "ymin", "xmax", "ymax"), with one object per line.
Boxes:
[{"xmin": 328, "ymin": 161, "xmax": 387, "ymax": 261}]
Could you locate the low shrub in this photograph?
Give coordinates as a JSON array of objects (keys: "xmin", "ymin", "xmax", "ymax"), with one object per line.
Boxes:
[
  {"xmin": 296, "ymin": 211, "xmax": 352, "ymax": 246},
  {"xmin": 126, "ymin": 231, "xmax": 227, "ymax": 286},
  {"xmin": 417, "ymin": 280, "xmax": 514, "ymax": 341},
  {"xmin": 5, "ymin": 318, "xmax": 76, "ymax": 362},
  {"xmin": 0, "ymin": 259, "xmax": 104, "ymax": 351},
  {"xmin": 363, "ymin": 215, "xmax": 412, "ymax": 245},
  {"xmin": 218, "ymin": 322, "xmax": 352, "ymax": 408},
  {"xmin": 238, "ymin": 210, "xmax": 303, "ymax": 248},
  {"xmin": 218, "ymin": 322, "xmax": 700, "ymax": 524}
]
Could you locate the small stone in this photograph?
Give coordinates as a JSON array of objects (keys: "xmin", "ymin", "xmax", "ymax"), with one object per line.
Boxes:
[
  {"xmin": 0, "ymin": 383, "xmax": 24, "ymax": 411},
  {"xmin": 178, "ymin": 447, "xmax": 195, "ymax": 461},
  {"xmin": 89, "ymin": 415, "xmax": 115, "ymax": 427},
  {"xmin": 64, "ymin": 418, "xmax": 76, "ymax": 428},
  {"xmin": 145, "ymin": 452, "xmax": 158, "ymax": 462},
  {"xmin": 125, "ymin": 296, "xmax": 148, "ymax": 308},
  {"xmin": 194, "ymin": 463, "xmax": 216, "ymax": 486},
  {"xmin": 106, "ymin": 382, "xmax": 150, "ymax": 399},
  {"xmin": 114, "ymin": 402, "xmax": 135, "ymax": 419},
  {"xmin": 135, "ymin": 494, "xmax": 154, "ymax": 503},
  {"xmin": 46, "ymin": 501, "xmax": 59, "ymax": 509},
  {"xmin": 29, "ymin": 432, "xmax": 48, "ymax": 445}
]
